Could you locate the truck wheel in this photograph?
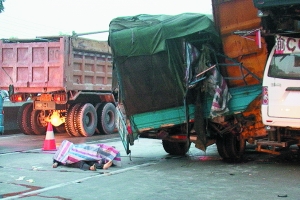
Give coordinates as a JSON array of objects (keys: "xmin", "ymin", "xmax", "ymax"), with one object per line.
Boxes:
[
  {"xmin": 216, "ymin": 134, "xmax": 230, "ymax": 160},
  {"xmin": 94, "ymin": 103, "xmax": 102, "ymax": 135},
  {"xmin": 65, "ymin": 104, "xmax": 82, "ymax": 137},
  {"xmin": 54, "ymin": 124, "xmax": 66, "ymax": 133},
  {"xmin": 17, "ymin": 103, "xmax": 34, "ymax": 135},
  {"xmin": 75, "ymin": 103, "xmax": 97, "ymax": 137},
  {"xmin": 225, "ymin": 133, "xmax": 245, "ymax": 161},
  {"xmin": 30, "ymin": 110, "xmax": 48, "ymax": 135},
  {"xmin": 162, "ymin": 139, "xmax": 190, "ymax": 155},
  {"xmin": 97, "ymin": 102, "xmax": 116, "ymax": 135}
]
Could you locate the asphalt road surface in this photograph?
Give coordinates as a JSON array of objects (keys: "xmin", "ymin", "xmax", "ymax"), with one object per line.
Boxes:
[{"xmin": 1, "ymin": 132, "xmax": 300, "ymax": 200}]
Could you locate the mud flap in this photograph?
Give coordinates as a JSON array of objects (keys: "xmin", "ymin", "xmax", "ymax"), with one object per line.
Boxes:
[
  {"xmin": 115, "ymin": 107, "xmax": 131, "ymax": 155},
  {"xmin": 194, "ymin": 86, "xmax": 207, "ymax": 151}
]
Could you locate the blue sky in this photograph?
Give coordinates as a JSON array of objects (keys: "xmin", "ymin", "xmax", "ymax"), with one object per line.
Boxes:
[{"xmin": 0, "ymin": 0, "xmax": 212, "ymax": 40}]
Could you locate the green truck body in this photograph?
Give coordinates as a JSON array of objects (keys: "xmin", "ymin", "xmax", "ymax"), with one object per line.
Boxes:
[{"xmin": 109, "ymin": 13, "xmax": 262, "ymax": 158}]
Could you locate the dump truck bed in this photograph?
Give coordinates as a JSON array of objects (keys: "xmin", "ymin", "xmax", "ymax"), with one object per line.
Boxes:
[{"xmin": 0, "ymin": 36, "xmax": 112, "ymax": 93}]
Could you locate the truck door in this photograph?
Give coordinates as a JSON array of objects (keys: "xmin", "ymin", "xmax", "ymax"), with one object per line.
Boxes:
[{"xmin": 115, "ymin": 106, "xmax": 131, "ymax": 155}]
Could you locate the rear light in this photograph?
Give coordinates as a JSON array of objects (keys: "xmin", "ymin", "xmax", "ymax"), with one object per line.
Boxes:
[
  {"xmin": 10, "ymin": 94, "xmax": 25, "ymax": 102},
  {"xmin": 170, "ymin": 135, "xmax": 187, "ymax": 140},
  {"xmin": 55, "ymin": 96, "xmax": 61, "ymax": 101},
  {"xmin": 262, "ymin": 86, "xmax": 268, "ymax": 105},
  {"xmin": 53, "ymin": 93, "xmax": 67, "ymax": 103}
]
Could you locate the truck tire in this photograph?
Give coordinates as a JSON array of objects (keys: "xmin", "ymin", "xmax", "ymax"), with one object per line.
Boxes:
[
  {"xmin": 94, "ymin": 103, "xmax": 102, "ymax": 135},
  {"xmin": 54, "ymin": 124, "xmax": 66, "ymax": 133},
  {"xmin": 162, "ymin": 139, "xmax": 190, "ymax": 156},
  {"xmin": 75, "ymin": 103, "xmax": 97, "ymax": 137},
  {"xmin": 17, "ymin": 103, "xmax": 34, "ymax": 135},
  {"xmin": 225, "ymin": 133, "xmax": 245, "ymax": 161},
  {"xmin": 30, "ymin": 110, "xmax": 47, "ymax": 135},
  {"xmin": 65, "ymin": 103, "xmax": 82, "ymax": 137},
  {"xmin": 216, "ymin": 134, "xmax": 230, "ymax": 160},
  {"xmin": 97, "ymin": 102, "xmax": 116, "ymax": 135}
]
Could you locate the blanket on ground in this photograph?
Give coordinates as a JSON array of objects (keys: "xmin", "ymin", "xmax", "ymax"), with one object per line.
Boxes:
[{"xmin": 53, "ymin": 140, "xmax": 121, "ymax": 166}]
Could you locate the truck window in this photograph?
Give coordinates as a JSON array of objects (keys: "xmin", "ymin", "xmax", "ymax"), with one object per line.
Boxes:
[{"xmin": 268, "ymin": 54, "xmax": 300, "ymax": 79}]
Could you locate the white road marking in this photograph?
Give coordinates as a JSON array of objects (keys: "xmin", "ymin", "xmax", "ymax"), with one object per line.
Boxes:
[{"xmin": 2, "ymin": 162, "xmax": 157, "ymax": 200}]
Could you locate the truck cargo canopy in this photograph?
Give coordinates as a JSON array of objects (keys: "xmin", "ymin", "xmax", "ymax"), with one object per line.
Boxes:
[
  {"xmin": 109, "ymin": 13, "xmax": 220, "ymax": 57},
  {"xmin": 109, "ymin": 13, "xmax": 221, "ymax": 116}
]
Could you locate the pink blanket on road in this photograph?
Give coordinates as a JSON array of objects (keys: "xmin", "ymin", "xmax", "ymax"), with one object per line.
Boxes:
[{"xmin": 53, "ymin": 140, "xmax": 121, "ymax": 166}]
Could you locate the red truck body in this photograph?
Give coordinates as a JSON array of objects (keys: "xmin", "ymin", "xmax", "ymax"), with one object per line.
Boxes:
[
  {"xmin": 0, "ymin": 36, "xmax": 116, "ymax": 137},
  {"xmin": 0, "ymin": 36, "xmax": 112, "ymax": 93}
]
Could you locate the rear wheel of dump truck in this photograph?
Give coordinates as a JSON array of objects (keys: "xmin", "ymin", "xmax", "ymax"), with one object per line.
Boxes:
[
  {"xmin": 75, "ymin": 103, "xmax": 97, "ymax": 137},
  {"xmin": 162, "ymin": 139, "xmax": 191, "ymax": 156},
  {"xmin": 17, "ymin": 102, "xmax": 34, "ymax": 135},
  {"xmin": 54, "ymin": 124, "xmax": 66, "ymax": 133},
  {"xmin": 65, "ymin": 103, "xmax": 82, "ymax": 137},
  {"xmin": 30, "ymin": 110, "xmax": 48, "ymax": 135},
  {"xmin": 94, "ymin": 103, "xmax": 102, "ymax": 135},
  {"xmin": 97, "ymin": 102, "xmax": 116, "ymax": 135}
]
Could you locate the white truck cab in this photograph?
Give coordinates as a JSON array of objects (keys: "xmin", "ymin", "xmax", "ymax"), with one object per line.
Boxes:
[{"xmin": 262, "ymin": 35, "xmax": 300, "ymax": 130}]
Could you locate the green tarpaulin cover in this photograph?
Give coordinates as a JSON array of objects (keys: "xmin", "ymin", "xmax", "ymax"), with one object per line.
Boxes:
[
  {"xmin": 109, "ymin": 13, "xmax": 220, "ymax": 57},
  {"xmin": 109, "ymin": 13, "xmax": 221, "ymax": 116}
]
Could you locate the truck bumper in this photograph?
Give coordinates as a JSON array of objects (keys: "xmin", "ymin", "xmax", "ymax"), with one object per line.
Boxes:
[{"xmin": 262, "ymin": 106, "xmax": 300, "ymax": 128}]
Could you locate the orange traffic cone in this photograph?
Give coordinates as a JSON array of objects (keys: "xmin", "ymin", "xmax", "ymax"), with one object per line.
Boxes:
[{"xmin": 43, "ymin": 122, "xmax": 57, "ymax": 151}]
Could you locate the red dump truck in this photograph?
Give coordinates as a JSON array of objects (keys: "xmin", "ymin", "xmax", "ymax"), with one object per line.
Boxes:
[
  {"xmin": 0, "ymin": 92, "xmax": 4, "ymax": 134},
  {"xmin": 0, "ymin": 36, "xmax": 116, "ymax": 136}
]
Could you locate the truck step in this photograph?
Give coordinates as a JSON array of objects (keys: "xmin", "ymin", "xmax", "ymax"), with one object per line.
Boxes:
[{"xmin": 255, "ymin": 139, "xmax": 298, "ymax": 155}]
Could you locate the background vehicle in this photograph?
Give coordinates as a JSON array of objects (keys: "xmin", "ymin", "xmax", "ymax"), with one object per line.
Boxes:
[
  {"xmin": 0, "ymin": 36, "xmax": 116, "ymax": 136},
  {"xmin": 0, "ymin": 90, "xmax": 4, "ymax": 134},
  {"xmin": 211, "ymin": 0, "xmax": 300, "ymax": 157},
  {"xmin": 257, "ymin": 0, "xmax": 300, "ymax": 153}
]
